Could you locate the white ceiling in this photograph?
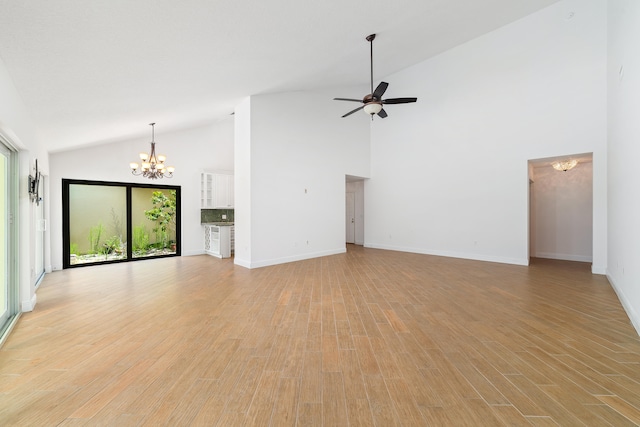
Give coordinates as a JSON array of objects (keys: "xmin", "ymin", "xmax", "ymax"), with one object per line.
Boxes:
[{"xmin": 0, "ymin": 0, "xmax": 560, "ymax": 152}]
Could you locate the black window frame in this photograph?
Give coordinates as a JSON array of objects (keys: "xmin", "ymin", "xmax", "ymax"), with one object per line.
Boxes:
[{"xmin": 62, "ymin": 178, "xmax": 181, "ymax": 269}]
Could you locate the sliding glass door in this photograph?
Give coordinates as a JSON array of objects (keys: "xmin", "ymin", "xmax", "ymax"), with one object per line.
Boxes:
[
  {"xmin": 131, "ymin": 187, "xmax": 177, "ymax": 259},
  {"xmin": 63, "ymin": 179, "xmax": 180, "ymax": 268},
  {"xmin": 67, "ymin": 182, "xmax": 128, "ymax": 265},
  {"xmin": 0, "ymin": 144, "xmax": 8, "ymax": 329},
  {"xmin": 0, "ymin": 139, "xmax": 17, "ymax": 338}
]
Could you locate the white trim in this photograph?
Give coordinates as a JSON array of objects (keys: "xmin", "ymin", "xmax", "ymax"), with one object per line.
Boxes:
[
  {"xmin": 234, "ymin": 257, "xmax": 251, "ymax": 269},
  {"xmin": 364, "ymin": 243, "xmax": 529, "ymax": 266},
  {"xmin": 607, "ymin": 272, "xmax": 640, "ymax": 337},
  {"xmin": 235, "ymin": 248, "xmax": 347, "ymax": 269},
  {"xmin": 182, "ymin": 249, "xmax": 205, "ymax": 257},
  {"xmin": 21, "ymin": 293, "xmax": 37, "ymax": 312},
  {"xmin": 534, "ymin": 252, "xmax": 593, "ymax": 263}
]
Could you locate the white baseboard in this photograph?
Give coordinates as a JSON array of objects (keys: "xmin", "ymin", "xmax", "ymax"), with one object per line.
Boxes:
[
  {"xmin": 607, "ymin": 272, "xmax": 640, "ymax": 337},
  {"xmin": 236, "ymin": 248, "xmax": 347, "ymax": 269},
  {"xmin": 181, "ymin": 249, "xmax": 205, "ymax": 256},
  {"xmin": 234, "ymin": 258, "xmax": 251, "ymax": 269},
  {"xmin": 21, "ymin": 293, "xmax": 37, "ymax": 312},
  {"xmin": 534, "ymin": 252, "xmax": 593, "ymax": 263},
  {"xmin": 363, "ymin": 243, "xmax": 529, "ymax": 266}
]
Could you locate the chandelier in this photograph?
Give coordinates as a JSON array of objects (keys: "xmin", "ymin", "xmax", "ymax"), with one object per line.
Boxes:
[
  {"xmin": 130, "ymin": 123, "xmax": 175, "ymax": 179},
  {"xmin": 551, "ymin": 159, "xmax": 578, "ymax": 172}
]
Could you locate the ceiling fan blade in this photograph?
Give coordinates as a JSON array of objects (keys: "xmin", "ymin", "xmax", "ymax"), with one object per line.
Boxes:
[
  {"xmin": 334, "ymin": 98, "xmax": 363, "ymax": 103},
  {"xmin": 341, "ymin": 105, "xmax": 365, "ymax": 118},
  {"xmin": 382, "ymin": 97, "xmax": 418, "ymax": 104},
  {"xmin": 373, "ymin": 82, "xmax": 389, "ymax": 99},
  {"xmin": 377, "ymin": 108, "xmax": 388, "ymax": 118}
]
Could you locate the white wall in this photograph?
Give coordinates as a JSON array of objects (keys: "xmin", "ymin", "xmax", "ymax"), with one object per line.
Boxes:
[
  {"xmin": 233, "ymin": 97, "xmax": 252, "ymax": 267},
  {"xmin": 49, "ymin": 119, "xmax": 234, "ymax": 270},
  {"xmin": 607, "ymin": 0, "xmax": 640, "ymax": 333},
  {"xmin": 0, "ymin": 55, "xmax": 44, "ymax": 312},
  {"xmin": 365, "ymin": 0, "xmax": 607, "ymax": 269},
  {"xmin": 234, "ymin": 90, "xmax": 370, "ymax": 268},
  {"xmin": 531, "ymin": 161, "xmax": 593, "ymax": 262}
]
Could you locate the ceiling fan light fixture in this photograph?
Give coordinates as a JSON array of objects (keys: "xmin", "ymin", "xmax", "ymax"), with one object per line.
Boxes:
[{"xmin": 363, "ymin": 103, "xmax": 382, "ymax": 115}]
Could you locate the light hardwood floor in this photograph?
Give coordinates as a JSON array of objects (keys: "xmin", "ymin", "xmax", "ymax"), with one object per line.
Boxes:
[{"xmin": 1, "ymin": 246, "xmax": 640, "ymax": 426}]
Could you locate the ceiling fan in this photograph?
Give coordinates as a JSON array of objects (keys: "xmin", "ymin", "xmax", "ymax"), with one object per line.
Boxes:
[{"xmin": 334, "ymin": 34, "xmax": 417, "ymax": 119}]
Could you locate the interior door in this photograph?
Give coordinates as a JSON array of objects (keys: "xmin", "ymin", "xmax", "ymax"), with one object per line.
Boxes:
[{"xmin": 346, "ymin": 192, "xmax": 355, "ymax": 244}]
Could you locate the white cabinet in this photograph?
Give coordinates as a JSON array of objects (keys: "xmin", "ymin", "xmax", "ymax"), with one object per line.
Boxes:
[
  {"xmin": 201, "ymin": 173, "xmax": 214, "ymax": 208},
  {"xmin": 204, "ymin": 224, "xmax": 233, "ymax": 258},
  {"xmin": 201, "ymin": 173, "xmax": 234, "ymax": 209},
  {"xmin": 213, "ymin": 173, "xmax": 234, "ymax": 208}
]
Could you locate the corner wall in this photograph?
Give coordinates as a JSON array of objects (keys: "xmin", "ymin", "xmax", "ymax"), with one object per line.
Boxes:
[
  {"xmin": 365, "ymin": 0, "xmax": 607, "ymax": 269},
  {"xmin": 234, "ymin": 90, "xmax": 370, "ymax": 268},
  {"xmin": 607, "ymin": 0, "xmax": 640, "ymax": 334}
]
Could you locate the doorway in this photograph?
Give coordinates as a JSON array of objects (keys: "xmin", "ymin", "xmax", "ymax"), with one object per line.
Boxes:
[
  {"xmin": 346, "ymin": 192, "xmax": 355, "ymax": 244},
  {"xmin": 345, "ymin": 176, "xmax": 366, "ymax": 245},
  {"xmin": 528, "ymin": 153, "xmax": 593, "ymax": 263}
]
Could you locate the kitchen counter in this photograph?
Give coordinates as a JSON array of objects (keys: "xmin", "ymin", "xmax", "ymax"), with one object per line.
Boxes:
[{"xmin": 202, "ymin": 222, "xmax": 234, "ymax": 226}]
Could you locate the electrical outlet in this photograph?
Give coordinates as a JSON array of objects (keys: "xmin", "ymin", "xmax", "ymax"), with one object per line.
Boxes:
[{"xmin": 222, "ymin": 214, "xmax": 227, "ymax": 220}]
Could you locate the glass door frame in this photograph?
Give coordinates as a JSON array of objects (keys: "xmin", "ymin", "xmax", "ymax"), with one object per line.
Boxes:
[
  {"xmin": 62, "ymin": 179, "xmax": 181, "ymax": 269},
  {"xmin": 0, "ymin": 135, "xmax": 19, "ymax": 344}
]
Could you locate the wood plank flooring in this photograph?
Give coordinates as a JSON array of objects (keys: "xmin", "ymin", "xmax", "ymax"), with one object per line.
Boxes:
[{"xmin": 1, "ymin": 246, "xmax": 640, "ymax": 426}]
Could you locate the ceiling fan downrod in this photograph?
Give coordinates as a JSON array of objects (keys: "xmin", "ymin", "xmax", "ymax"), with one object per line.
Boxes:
[{"xmin": 367, "ymin": 34, "xmax": 376, "ymax": 96}]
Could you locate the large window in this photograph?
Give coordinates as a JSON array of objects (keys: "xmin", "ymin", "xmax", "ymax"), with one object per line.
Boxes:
[{"xmin": 63, "ymin": 179, "xmax": 180, "ymax": 268}]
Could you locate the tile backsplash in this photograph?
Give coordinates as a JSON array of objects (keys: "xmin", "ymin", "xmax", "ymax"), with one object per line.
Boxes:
[{"xmin": 201, "ymin": 209, "xmax": 234, "ymax": 223}]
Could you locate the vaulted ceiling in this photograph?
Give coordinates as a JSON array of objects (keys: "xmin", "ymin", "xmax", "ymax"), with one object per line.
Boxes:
[{"xmin": 0, "ymin": 0, "xmax": 560, "ymax": 152}]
